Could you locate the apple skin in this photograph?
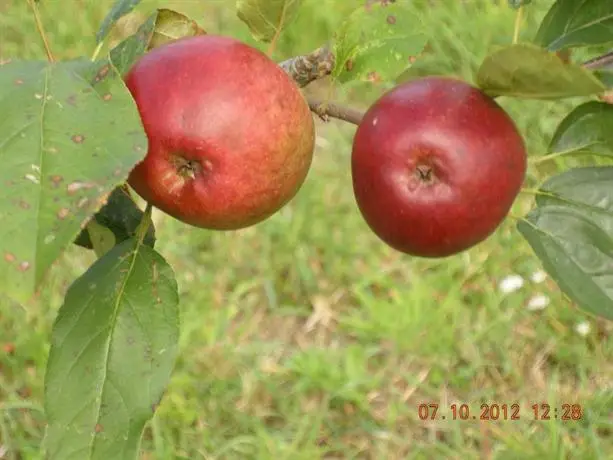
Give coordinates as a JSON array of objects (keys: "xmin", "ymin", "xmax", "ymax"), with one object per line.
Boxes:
[
  {"xmin": 125, "ymin": 35, "xmax": 315, "ymax": 230},
  {"xmin": 351, "ymin": 76, "xmax": 527, "ymax": 258}
]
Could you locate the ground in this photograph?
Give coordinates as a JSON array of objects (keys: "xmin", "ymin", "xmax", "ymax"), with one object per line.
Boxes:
[{"xmin": 0, "ymin": 0, "xmax": 612, "ymax": 459}]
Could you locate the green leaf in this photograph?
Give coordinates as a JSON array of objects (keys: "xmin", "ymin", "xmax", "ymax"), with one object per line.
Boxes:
[
  {"xmin": 535, "ymin": 166, "xmax": 613, "ymax": 208},
  {"xmin": 148, "ymin": 8, "xmax": 207, "ymax": 50},
  {"xmin": 44, "ymin": 238, "xmax": 180, "ymax": 460},
  {"xmin": 549, "ymin": 101, "xmax": 613, "ymax": 158},
  {"xmin": 519, "ymin": 207, "xmax": 613, "ymax": 321},
  {"xmin": 74, "ymin": 187, "xmax": 156, "ymax": 252},
  {"xmin": 96, "ymin": 0, "xmax": 143, "ymax": 44},
  {"xmin": 594, "ymin": 69, "xmax": 613, "ymax": 88},
  {"xmin": 518, "ymin": 166, "xmax": 613, "ymax": 321},
  {"xmin": 0, "ymin": 59, "xmax": 147, "ymax": 304},
  {"xmin": 475, "ymin": 43, "xmax": 606, "ymax": 99},
  {"xmin": 108, "ymin": 8, "xmax": 206, "ymax": 75},
  {"xmin": 333, "ymin": 2, "xmax": 427, "ymax": 84},
  {"xmin": 236, "ymin": 0, "xmax": 303, "ymax": 43},
  {"xmin": 108, "ymin": 11, "xmax": 158, "ymax": 76},
  {"xmin": 87, "ymin": 220, "xmax": 117, "ymax": 257},
  {"xmin": 534, "ymin": 0, "xmax": 613, "ymax": 52}
]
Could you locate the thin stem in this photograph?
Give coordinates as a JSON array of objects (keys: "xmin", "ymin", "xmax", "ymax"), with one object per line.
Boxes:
[
  {"xmin": 267, "ymin": 3, "xmax": 289, "ymax": 57},
  {"xmin": 267, "ymin": 29, "xmax": 282, "ymax": 58},
  {"xmin": 307, "ymin": 96, "xmax": 365, "ymax": 126},
  {"xmin": 512, "ymin": 6, "xmax": 523, "ymax": 44},
  {"xmin": 529, "ymin": 147, "xmax": 613, "ymax": 165},
  {"xmin": 519, "ymin": 188, "xmax": 542, "ymax": 196},
  {"xmin": 27, "ymin": 0, "xmax": 54, "ymax": 62},
  {"xmin": 136, "ymin": 203, "xmax": 153, "ymax": 245},
  {"xmin": 91, "ymin": 41, "xmax": 104, "ymax": 62},
  {"xmin": 528, "ymin": 149, "xmax": 574, "ymax": 164},
  {"xmin": 519, "ymin": 188, "xmax": 563, "ymax": 202},
  {"xmin": 0, "ymin": 401, "xmax": 44, "ymax": 413},
  {"xmin": 507, "ymin": 212, "xmax": 523, "ymax": 222},
  {"xmin": 120, "ymin": 183, "xmax": 134, "ymax": 200}
]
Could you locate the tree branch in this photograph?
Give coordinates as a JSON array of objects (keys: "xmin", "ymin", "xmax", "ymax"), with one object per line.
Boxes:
[
  {"xmin": 582, "ymin": 50, "xmax": 613, "ymax": 70},
  {"xmin": 308, "ymin": 97, "xmax": 364, "ymax": 126},
  {"xmin": 280, "ymin": 46, "xmax": 365, "ymax": 125},
  {"xmin": 279, "ymin": 45, "xmax": 336, "ymax": 88},
  {"xmin": 282, "ymin": 39, "xmax": 613, "ymax": 126}
]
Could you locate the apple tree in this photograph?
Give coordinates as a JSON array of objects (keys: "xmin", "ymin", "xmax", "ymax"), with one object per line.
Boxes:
[{"xmin": 1, "ymin": 0, "xmax": 613, "ymax": 458}]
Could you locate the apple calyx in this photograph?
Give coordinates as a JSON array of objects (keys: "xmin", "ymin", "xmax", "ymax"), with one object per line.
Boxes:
[
  {"xmin": 415, "ymin": 164, "xmax": 435, "ymax": 183},
  {"xmin": 171, "ymin": 155, "xmax": 211, "ymax": 180}
]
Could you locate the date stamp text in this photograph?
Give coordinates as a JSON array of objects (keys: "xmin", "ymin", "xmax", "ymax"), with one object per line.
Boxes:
[{"xmin": 417, "ymin": 403, "xmax": 583, "ymax": 421}]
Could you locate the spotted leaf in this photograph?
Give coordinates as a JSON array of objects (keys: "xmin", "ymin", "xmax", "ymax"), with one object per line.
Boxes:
[{"xmin": 0, "ymin": 58, "xmax": 147, "ymax": 304}]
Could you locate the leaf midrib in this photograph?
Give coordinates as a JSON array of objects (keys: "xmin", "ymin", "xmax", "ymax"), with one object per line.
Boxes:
[
  {"xmin": 549, "ymin": 0, "xmax": 613, "ymax": 50},
  {"xmin": 34, "ymin": 66, "xmax": 51, "ymax": 284},
  {"xmin": 87, "ymin": 240, "xmax": 142, "ymax": 458}
]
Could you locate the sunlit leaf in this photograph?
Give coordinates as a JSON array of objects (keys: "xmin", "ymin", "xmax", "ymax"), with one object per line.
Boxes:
[
  {"xmin": 476, "ymin": 44, "xmax": 606, "ymax": 99},
  {"xmin": 108, "ymin": 11, "xmax": 158, "ymax": 76},
  {"xmin": 108, "ymin": 7, "xmax": 206, "ymax": 75},
  {"xmin": 333, "ymin": 1, "xmax": 427, "ymax": 84},
  {"xmin": 148, "ymin": 8, "xmax": 206, "ymax": 50},
  {"xmin": 96, "ymin": 0, "xmax": 143, "ymax": 43},
  {"xmin": 236, "ymin": 0, "xmax": 303, "ymax": 43}
]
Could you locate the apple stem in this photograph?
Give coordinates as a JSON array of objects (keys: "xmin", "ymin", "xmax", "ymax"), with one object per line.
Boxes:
[
  {"xmin": 27, "ymin": 0, "xmax": 55, "ymax": 63},
  {"xmin": 307, "ymin": 97, "xmax": 365, "ymax": 126}
]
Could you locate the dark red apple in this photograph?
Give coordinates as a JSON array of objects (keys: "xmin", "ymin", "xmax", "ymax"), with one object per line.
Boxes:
[
  {"xmin": 351, "ymin": 76, "xmax": 527, "ymax": 257},
  {"xmin": 125, "ymin": 35, "xmax": 315, "ymax": 230}
]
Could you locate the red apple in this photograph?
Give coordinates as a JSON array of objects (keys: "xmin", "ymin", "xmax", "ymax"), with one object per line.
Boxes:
[
  {"xmin": 351, "ymin": 76, "xmax": 527, "ymax": 257},
  {"xmin": 125, "ymin": 35, "xmax": 315, "ymax": 230}
]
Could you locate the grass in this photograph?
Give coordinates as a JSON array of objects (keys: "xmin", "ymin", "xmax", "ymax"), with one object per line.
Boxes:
[{"xmin": 1, "ymin": 0, "xmax": 613, "ymax": 459}]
